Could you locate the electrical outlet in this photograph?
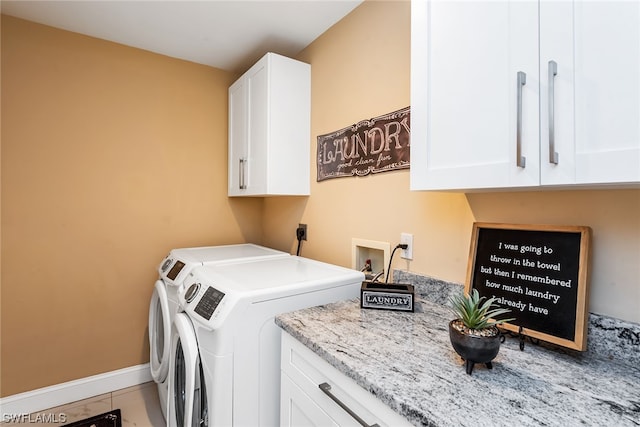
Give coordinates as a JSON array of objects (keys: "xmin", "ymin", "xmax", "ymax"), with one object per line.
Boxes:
[
  {"xmin": 297, "ymin": 224, "xmax": 307, "ymax": 241},
  {"xmin": 400, "ymin": 233, "xmax": 413, "ymax": 260}
]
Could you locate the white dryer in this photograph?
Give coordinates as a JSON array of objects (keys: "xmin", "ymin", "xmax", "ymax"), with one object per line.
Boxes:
[
  {"xmin": 148, "ymin": 244, "xmax": 288, "ymax": 419},
  {"xmin": 167, "ymin": 256, "xmax": 364, "ymax": 427}
]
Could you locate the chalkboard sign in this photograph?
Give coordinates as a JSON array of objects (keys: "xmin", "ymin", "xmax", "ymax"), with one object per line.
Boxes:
[{"xmin": 466, "ymin": 223, "xmax": 591, "ymax": 351}]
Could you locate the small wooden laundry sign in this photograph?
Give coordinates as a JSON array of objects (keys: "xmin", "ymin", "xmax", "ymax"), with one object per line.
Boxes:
[{"xmin": 317, "ymin": 107, "xmax": 410, "ymax": 181}]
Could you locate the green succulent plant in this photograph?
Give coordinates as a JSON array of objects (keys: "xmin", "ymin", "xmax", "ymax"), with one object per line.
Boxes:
[{"xmin": 449, "ymin": 289, "xmax": 514, "ymax": 330}]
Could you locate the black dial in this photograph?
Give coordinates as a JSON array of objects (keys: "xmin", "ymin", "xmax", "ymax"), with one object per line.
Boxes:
[
  {"xmin": 161, "ymin": 259, "xmax": 172, "ymax": 272},
  {"xmin": 185, "ymin": 282, "xmax": 200, "ymax": 303}
]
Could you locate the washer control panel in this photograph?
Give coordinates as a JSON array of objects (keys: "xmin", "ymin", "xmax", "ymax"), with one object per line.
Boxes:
[
  {"xmin": 193, "ymin": 286, "xmax": 225, "ymax": 320},
  {"xmin": 180, "ymin": 268, "xmax": 247, "ymax": 330},
  {"xmin": 158, "ymin": 254, "xmax": 189, "ymax": 285}
]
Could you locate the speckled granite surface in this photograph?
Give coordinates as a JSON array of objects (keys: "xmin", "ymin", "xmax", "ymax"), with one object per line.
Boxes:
[{"xmin": 276, "ymin": 276, "xmax": 640, "ymax": 427}]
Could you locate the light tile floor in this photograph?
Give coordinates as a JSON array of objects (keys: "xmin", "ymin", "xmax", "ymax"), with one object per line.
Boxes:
[{"xmin": 1, "ymin": 382, "xmax": 164, "ymax": 426}]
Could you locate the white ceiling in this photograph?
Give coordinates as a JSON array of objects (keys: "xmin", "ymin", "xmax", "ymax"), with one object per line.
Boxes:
[{"xmin": 1, "ymin": 0, "xmax": 363, "ymax": 73}]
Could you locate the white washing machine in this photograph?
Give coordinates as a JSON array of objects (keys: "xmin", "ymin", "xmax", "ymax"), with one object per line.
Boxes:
[
  {"xmin": 148, "ymin": 244, "xmax": 288, "ymax": 419},
  {"xmin": 167, "ymin": 256, "xmax": 364, "ymax": 427}
]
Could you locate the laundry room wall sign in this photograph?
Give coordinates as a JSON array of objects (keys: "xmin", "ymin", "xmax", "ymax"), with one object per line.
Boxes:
[
  {"xmin": 317, "ymin": 107, "xmax": 410, "ymax": 181},
  {"xmin": 466, "ymin": 223, "xmax": 592, "ymax": 351}
]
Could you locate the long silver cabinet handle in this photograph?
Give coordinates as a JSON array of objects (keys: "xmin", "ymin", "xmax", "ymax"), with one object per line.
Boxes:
[
  {"xmin": 239, "ymin": 158, "xmax": 247, "ymax": 190},
  {"xmin": 516, "ymin": 71, "xmax": 527, "ymax": 168},
  {"xmin": 548, "ymin": 60, "xmax": 559, "ymax": 164},
  {"xmin": 318, "ymin": 382, "xmax": 380, "ymax": 427}
]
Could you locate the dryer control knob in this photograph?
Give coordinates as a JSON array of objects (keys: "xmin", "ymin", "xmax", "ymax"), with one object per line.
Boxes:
[
  {"xmin": 161, "ymin": 258, "xmax": 172, "ymax": 272},
  {"xmin": 185, "ymin": 282, "xmax": 201, "ymax": 303}
]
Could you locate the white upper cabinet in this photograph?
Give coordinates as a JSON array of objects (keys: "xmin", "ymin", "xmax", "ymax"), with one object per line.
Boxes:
[
  {"xmin": 228, "ymin": 53, "xmax": 311, "ymax": 196},
  {"xmin": 411, "ymin": 0, "xmax": 640, "ymax": 191}
]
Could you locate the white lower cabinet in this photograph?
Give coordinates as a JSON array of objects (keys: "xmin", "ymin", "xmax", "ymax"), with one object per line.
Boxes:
[{"xmin": 280, "ymin": 331, "xmax": 412, "ymax": 427}]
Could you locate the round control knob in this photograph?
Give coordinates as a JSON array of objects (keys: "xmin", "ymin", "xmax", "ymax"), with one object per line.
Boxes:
[
  {"xmin": 161, "ymin": 259, "xmax": 172, "ymax": 272},
  {"xmin": 185, "ymin": 282, "xmax": 200, "ymax": 303}
]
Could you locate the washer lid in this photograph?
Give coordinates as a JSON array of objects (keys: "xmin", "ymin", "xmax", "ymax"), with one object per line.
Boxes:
[
  {"xmin": 173, "ymin": 244, "xmax": 286, "ymax": 263},
  {"xmin": 178, "ymin": 256, "xmax": 364, "ymax": 330},
  {"xmin": 191, "ymin": 256, "xmax": 364, "ymax": 293}
]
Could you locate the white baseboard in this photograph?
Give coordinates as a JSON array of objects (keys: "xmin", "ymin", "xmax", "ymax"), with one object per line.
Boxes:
[{"xmin": 0, "ymin": 363, "xmax": 152, "ymax": 416}]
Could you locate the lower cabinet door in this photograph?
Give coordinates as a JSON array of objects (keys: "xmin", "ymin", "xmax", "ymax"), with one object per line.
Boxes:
[
  {"xmin": 280, "ymin": 331, "xmax": 413, "ymax": 427},
  {"xmin": 281, "ymin": 373, "xmax": 339, "ymax": 427}
]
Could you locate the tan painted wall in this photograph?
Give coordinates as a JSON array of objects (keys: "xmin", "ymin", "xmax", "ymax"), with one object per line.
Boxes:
[
  {"xmin": 0, "ymin": 16, "xmax": 263, "ymax": 397},
  {"xmin": 262, "ymin": 1, "xmax": 640, "ymax": 323}
]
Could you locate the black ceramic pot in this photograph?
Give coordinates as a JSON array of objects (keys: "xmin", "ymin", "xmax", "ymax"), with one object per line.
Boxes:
[{"xmin": 448, "ymin": 320, "xmax": 502, "ymax": 375}]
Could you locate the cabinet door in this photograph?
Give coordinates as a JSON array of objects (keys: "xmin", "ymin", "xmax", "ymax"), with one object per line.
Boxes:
[
  {"xmin": 228, "ymin": 78, "xmax": 247, "ymax": 196},
  {"xmin": 411, "ymin": 0, "xmax": 540, "ymax": 191},
  {"xmin": 280, "ymin": 332, "xmax": 413, "ymax": 427},
  {"xmin": 228, "ymin": 59, "xmax": 269, "ymax": 196},
  {"xmin": 539, "ymin": 1, "xmax": 576, "ymax": 185},
  {"xmin": 281, "ymin": 373, "xmax": 339, "ymax": 427},
  {"xmin": 541, "ymin": 1, "xmax": 640, "ymax": 186},
  {"xmin": 228, "ymin": 58, "xmax": 269, "ymax": 196},
  {"xmin": 246, "ymin": 60, "xmax": 269, "ymax": 194},
  {"xmin": 572, "ymin": 1, "xmax": 640, "ymax": 184}
]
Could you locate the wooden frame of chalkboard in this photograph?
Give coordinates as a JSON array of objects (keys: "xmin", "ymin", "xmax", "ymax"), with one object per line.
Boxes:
[{"xmin": 466, "ymin": 223, "xmax": 591, "ymax": 351}]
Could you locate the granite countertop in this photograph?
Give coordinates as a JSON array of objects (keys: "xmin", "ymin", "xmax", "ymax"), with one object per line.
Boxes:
[{"xmin": 275, "ymin": 297, "xmax": 640, "ymax": 427}]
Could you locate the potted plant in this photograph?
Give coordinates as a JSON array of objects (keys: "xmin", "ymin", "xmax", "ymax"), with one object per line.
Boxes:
[{"xmin": 448, "ymin": 289, "xmax": 514, "ymax": 375}]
